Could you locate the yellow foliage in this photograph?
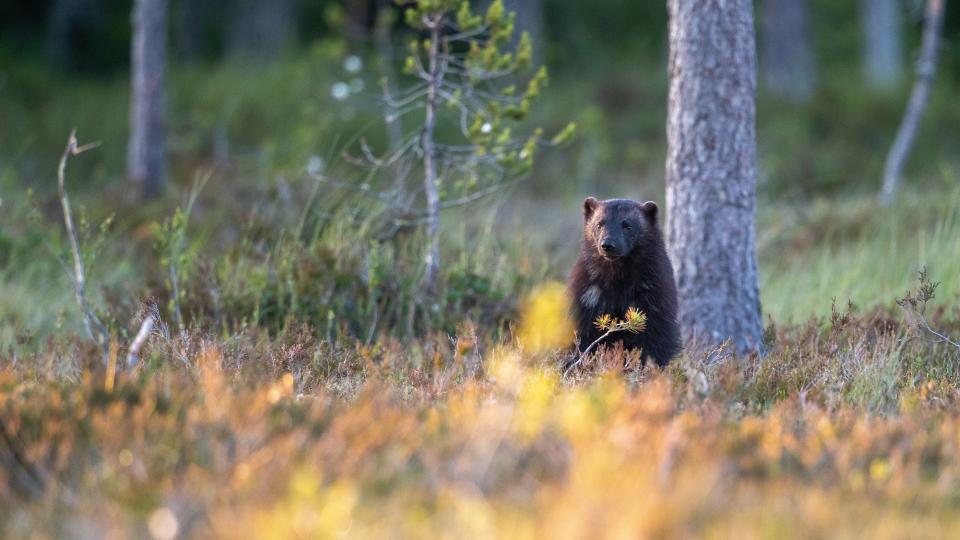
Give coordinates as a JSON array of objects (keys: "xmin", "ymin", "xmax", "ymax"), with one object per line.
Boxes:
[
  {"xmin": 515, "ymin": 372, "xmax": 556, "ymax": 441},
  {"xmin": 517, "ymin": 281, "xmax": 574, "ymax": 353},
  {"xmin": 8, "ymin": 316, "xmax": 960, "ymax": 539}
]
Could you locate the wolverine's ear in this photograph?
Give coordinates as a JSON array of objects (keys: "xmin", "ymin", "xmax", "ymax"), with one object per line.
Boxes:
[
  {"xmin": 640, "ymin": 201, "xmax": 659, "ymax": 222},
  {"xmin": 583, "ymin": 197, "xmax": 599, "ymax": 220}
]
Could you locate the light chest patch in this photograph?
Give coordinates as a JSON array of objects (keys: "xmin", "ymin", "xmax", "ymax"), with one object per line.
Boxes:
[{"xmin": 580, "ymin": 286, "xmax": 602, "ymax": 309}]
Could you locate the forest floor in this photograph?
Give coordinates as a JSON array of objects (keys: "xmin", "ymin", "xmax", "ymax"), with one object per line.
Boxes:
[
  {"xmin": 3, "ymin": 53, "xmax": 960, "ymax": 538},
  {"xmin": 3, "ymin": 278, "xmax": 960, "ymax": 538},
  {"xmin": 3, "ymin": 182, "xmax": 960, "ymax": 538}
]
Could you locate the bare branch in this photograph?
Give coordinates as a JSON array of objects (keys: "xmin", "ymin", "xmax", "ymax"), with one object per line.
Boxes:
[
  {"xmin": 917, "ymin": 318, "xmax": 960, "ymax": 349},
  {"xmin": 58, "ymin": 130, "xmax": 110, "ymax": 366},
  {"xmin": 896, "ymin": 267, "xmax": 960, "ymax": 352},
  {"xmin": 438, "ymin": 181, "xmax": 511, "ymax": 210},
  {"xmin": 382, "ymin": 83, "xmax": 430, "ymax": 109},
  {"xmin": 306, "ymin": 171, "xmax": 416, "ymax": 215},
  {"xmin": 126, "ymin": 314, "xmax": 156, "ymax": 368}
]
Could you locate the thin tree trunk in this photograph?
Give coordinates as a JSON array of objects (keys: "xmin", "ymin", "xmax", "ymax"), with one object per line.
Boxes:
[
  {"xmin": 860, "ymin": 0, "xmax": 904, "ymax": 90},
  {"xmin": 345, "ymin": 0, "xmax": 374, "ymax": 42},
  {"xmin": 228, "ymin": 0, "xmax": 294, "ymax": 61},
  {"xmin": 760, "ymin": 0, "xmax": 816, "ymax": 102},
  {"xmin": 878, "ymin": 0, "xmax": 945, "ymax": 206},
  {"xmin": 46, "ymin": 0, "xmax": 87, "ymax": 68},
  {"xmin": 128, "ymin": 0, "xmax": 168, "ymax": 199},
  {"xmin": 665, "ymin": 0, "xmax": 764, "ymax": 354},
  {"xmin": 421, "ymin": 19, "xmax": 443, "ymax": 294},
  {"xmin": 504, "ymin": 0, "xmax": 545, "ymax": 64},
  {"xmin": 173, "ymin": 0, "xmax": 207, "ymax": 63}
]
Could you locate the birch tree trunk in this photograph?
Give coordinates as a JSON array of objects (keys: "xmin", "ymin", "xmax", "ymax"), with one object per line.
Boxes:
[
  {"xmin": 760, "ymin": 0, "xmax": 815, "ymax": 102},
  {"xmin": 860, "ymin": 0, "xmax": 904, "ymax": 90},
  {"xmin": 878, "ymin": 0, "xmax": 945, "ymax": 205},
  {"xmin": 665, "ymin": 0, "xmax": 764, "ymax": 354},
  {"xmin": 127, "ymin": 0, "xmax": 168, "ymax": 199}
]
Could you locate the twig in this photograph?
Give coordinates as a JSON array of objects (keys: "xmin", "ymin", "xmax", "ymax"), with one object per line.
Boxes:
[
  {"xmin": 878, "ymin": 0, "xmax": 945, "ymax": 206},
  {"xmin": 126, "ymin": 314, "xmax": 156, "ymax": 368},
  {"xmin": 564, "ymin": 309, "xmax": 647, "ymax": 377},
  {"xmin": 563, "ymin": 328, "xmax": 624, "ymax": 378},
  {"xmin": 897, "ymin": 267, "xmax": 960, "ymax": 351},
  {"xmin": 307, "ymin": 171, "xmax": 415, "ymax": 214},
  {"xmin": 58, "ymin": 130, "xmax": 109, "ymax": 366},
  {"xmin": 917, "ymin": 318, "xmax": 960, "ymax": 349},
  {"xmin": 438, "ymin": 181, "xmax": 512, "ymax": 210}
]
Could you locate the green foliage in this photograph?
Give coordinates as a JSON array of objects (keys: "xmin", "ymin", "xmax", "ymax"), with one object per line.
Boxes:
[
  {"xmin": 594, "ymin": 307, "xmax": 647, "ymax": 335},
  {"xmin": 151, "ymin": 176, "xmax": 206, "ymax": 330},
  {"xmin": 207, "ymin": 199, "xmax": 529, "ymax": 339},
  {"xmin": 391, "ymin": 0, "xmax": 573, "ymax": 200},
  {"xmin": 5, "ymin": 279, "xmax": 960, "ymax": 536}
]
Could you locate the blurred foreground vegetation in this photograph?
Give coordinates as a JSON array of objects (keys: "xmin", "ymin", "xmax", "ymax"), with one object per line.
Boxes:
[
  {"xmin": 4, "ymin": 284, "xmax": 960, "ymax": 537},
  {"xmin": 2, "ymin": 1, "xmax": 960, "ymax": 537}
]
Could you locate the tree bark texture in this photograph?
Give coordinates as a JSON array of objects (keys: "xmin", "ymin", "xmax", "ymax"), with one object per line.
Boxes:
[
  {"xmin": 878, "ymin": 0, "xmax": 945, "ymax": 205},
  {"xmin": 665, "ymin": 0, "xmax": 764, "ymax": 354},
  {"xmin": 421, "ymin": 20, "xmax": 443, "ymax": 295},
  {"xmin": 860, "ymin": 0, "xmax": 904, "ymax": 90},
  {"xmin": 127, "ymin": 0, "xmax": 168, "ymax": 198},
  {"xmin": 760, "ymin": 0, "xmax": 815, "ymax": 102}
]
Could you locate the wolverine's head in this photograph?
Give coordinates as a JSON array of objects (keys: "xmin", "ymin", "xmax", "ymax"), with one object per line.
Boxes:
[{"xmin": 582, "ymin": 197, "xmax": 660, "ymax": 261}]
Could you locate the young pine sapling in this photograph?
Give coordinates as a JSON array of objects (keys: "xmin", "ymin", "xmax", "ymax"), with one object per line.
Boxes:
[{"xmin": 322, "ymin": 0, "xmax": 574, "ymax": 298}]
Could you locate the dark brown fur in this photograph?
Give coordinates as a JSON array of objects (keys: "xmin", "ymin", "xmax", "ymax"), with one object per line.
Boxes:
[{"xmin": 568, "ymin": 197, "xmax": 681, "ymax": 367}]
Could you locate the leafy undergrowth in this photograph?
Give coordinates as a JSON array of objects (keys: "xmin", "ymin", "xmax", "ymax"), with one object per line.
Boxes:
[{"xmin": 3, "ymin": 288, "xmax": 960, "ymax": 538}]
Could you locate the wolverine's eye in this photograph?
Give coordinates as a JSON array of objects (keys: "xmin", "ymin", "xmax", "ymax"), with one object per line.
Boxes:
[{"xmin": 622, "ymin": 221, "xmax": 632, "ymax": 231}]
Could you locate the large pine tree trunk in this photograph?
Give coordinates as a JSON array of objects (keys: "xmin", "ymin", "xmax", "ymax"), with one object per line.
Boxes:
[
  {"xmin": 860, "ymin": 0, "xmax": 904, "ymax": 90},
  {"xmin": 760, "ymin": 0, "xmax": 815, "ymax": 102},
  {"xmin": 665, "ymin": 0, "xmax": 764, "ymax": 354},
  {"xmin": 127, "ymin": 0, "xmax": 168, "ymax": 199}
]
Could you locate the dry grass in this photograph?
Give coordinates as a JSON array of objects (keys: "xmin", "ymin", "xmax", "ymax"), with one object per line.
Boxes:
[{"xmin": 3, "ymin": 284, "xmax": 960, "ymax": 539}]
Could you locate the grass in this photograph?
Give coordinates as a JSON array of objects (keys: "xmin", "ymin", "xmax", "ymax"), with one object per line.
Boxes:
[
  {"xmin": 760, "ymin": 184, "xmax": 960, "ymax": 322},
  {"xmin": 3, "ymin": 288, "xmax": 960, "ymax": 538},
  {"xmin": 3, "ymin": 46, "xmax": 960, "ymax": 538}
]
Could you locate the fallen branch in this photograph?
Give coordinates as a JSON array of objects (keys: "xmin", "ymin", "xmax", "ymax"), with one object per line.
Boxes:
[
  {"xmin": 0, "ymin": 419, "xmax": 46, "ymax": 499},
  {"xmin": 126, "ymin": 314, "xmax": 156, "ymax": 368},
  {"xmin": 58, "ymin": 130, "xmax": 109, "ymax": 366}
]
